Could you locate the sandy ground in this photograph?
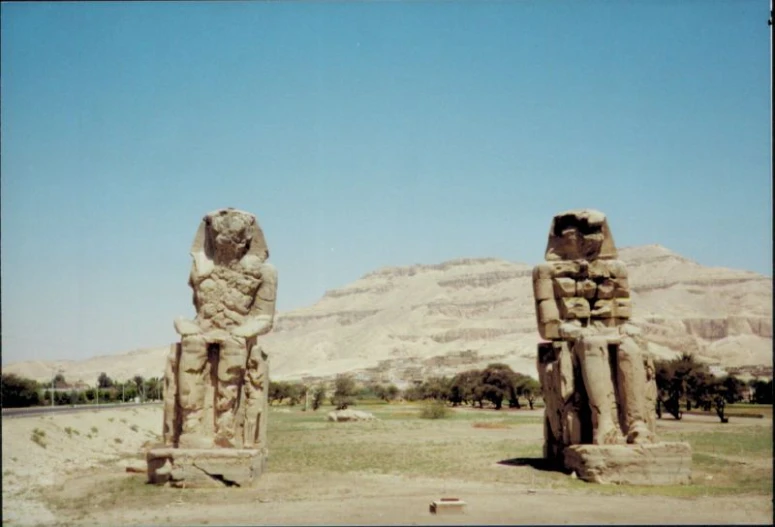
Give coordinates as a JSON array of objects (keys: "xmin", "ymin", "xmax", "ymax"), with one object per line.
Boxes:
[{"xmin": 2, "ymin": 405, "xmax": 773, "ymax": 526}]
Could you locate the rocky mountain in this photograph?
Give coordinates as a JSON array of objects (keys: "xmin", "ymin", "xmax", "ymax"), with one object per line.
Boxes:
[{"xmin": 4, "ymin": 245, "xmax": 772, "ymax": 386}]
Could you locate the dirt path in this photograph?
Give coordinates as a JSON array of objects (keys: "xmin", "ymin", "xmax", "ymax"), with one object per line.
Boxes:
[{"xmin": 45, "ymin": 470, "xmax": 773, "ymax": 525}]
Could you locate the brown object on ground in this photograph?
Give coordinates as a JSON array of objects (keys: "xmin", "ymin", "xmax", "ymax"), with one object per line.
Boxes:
[
  {"xmin": 148, "ymin": 208, "xmax": 277, "ymax": 488},
  {"xmin": 429, "ymin": 498, "xmax": 466, "ymax": 514},
  {"xmin": 534, "ymin": 209, "xmax": 691, "ymax": 484}
]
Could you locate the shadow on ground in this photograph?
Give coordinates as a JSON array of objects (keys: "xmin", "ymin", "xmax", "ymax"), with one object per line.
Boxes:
[{"xmin": 497, "ymin": 457, "xmax": 567, "ymax": 474}]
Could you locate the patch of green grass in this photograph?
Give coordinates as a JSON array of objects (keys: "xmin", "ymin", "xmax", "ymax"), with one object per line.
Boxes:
[
  {"xmin": 662, "ymin": 426, "xmax": 772, "ymax": 459},
  {"xmin": 130, "ymin": 424, "xmax": 139, "ymax": 432},
  {"xmin": 91, "ymin": 426, "xmax": 99, "ymax": 434},
  {"xmin": 114, "ymin": 437, "xmax": 123, "ymax": 444},
  {"xmin": 108, "ymin": 417, "xmax": 115, "ymax": 423},
  {"xmin": 266, "ymin": 402, "xmax": 771, "ymax": 498}
]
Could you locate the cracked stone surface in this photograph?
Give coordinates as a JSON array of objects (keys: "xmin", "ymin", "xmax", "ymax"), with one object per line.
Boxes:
[{"xmin": 147, "ymin": 448, "xmax": 263, "ymax": 488}]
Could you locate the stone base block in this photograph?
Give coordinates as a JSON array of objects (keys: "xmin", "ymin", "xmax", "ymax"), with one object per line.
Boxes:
[
  {"xmin": 563, "ymin": 442, "xmax": 692, "ymax": 486},
  {"xmin": 147, "ymin": 448, "xmax": 266, "ymax": 488},
  {"xmin": 429, "ymin": 498, "xmax": 466, "ymax": 514}
]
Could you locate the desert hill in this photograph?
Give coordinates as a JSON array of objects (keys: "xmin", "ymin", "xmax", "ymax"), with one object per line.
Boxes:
[{"xmin": 4, "ymin": 245, "xmax": 771, "ymax": 386}]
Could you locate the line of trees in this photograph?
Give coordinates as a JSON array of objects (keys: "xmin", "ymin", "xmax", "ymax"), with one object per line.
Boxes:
[
  {"xmin": 0, "ymin": 372, "xmax": 163, "ymax": 408},
  {"xmin": 654, "ymin": 353, "xmax": 772, "ymax": 422},
  {"xmin": 404, "ymin": 363, "xmax": 542, "ymax": 410},
  {"xmin": 265, "ymin": 365, "xmax": 542, "ymax": 412}
]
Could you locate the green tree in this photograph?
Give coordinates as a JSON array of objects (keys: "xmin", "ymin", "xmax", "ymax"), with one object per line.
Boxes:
[
  {"xmin": 448, "ymin": 369, "xmax": 482, "ymax": 406},
  {"xmin": 286, "ymin": 382, "xmax": 304, "ymax": 406},
  {"xmin": 480, "ymin": 363, "xmax": 516, "ymax": 410},
  {"xmin": 97, "ymin": 372, "xmax": 114, "ymax": 389},
  {"xmin": 269, "ymin": 381, "xmax": 288, "ymax": 405},
  {"xmin": 422, "ymin": 376, "xmax": 452, "ymax": 401},
  {"xmin": 513, "ymin": 374, "xmax": 541, "ymax": 410},
  {"xmin": 1, "ymin": 374, "xmax": 43, "ymax": 408},
  {"xmin": 752, "ymin": 379, "xmax": 773, "ymax": 404},
  {"xmin": 311, "ymin": 384, "xmax": 326, "ymax": 410},
  {"xmin": 655, "ymin": 353, "xmax": 708, "ymax": 420},
  {"xmin": 332, "ymin": 374, "xmax": 357, "ymax": 410}
]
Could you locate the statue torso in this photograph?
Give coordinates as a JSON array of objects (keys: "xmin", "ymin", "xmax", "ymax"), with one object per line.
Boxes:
[{"xmin": 194, "ymin": 264, "xmax": 261, "ymax": 330}]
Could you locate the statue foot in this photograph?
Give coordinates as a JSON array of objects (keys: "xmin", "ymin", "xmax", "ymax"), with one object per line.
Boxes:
[
  {"xmin": 593, "ymin": 424, "xmax": 625, "ymax": 445},
  {"xmin": 626, "ymin": 422, "xmax": 654, "ymax": 444}
]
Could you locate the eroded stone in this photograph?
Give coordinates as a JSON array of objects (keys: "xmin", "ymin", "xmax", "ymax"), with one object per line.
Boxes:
[
  {"xmin": 152, "ymin": 208, "xmax": 277, "ymax": 486},
  {"xmin": 532, "ymin": 209, "xmax": 691, "ymax": 484}
]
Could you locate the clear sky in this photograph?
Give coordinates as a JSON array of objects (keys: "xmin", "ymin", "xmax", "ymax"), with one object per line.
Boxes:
[{"xmin": 1, "ymin": 1, "xmax": 771, "ymax": 366}]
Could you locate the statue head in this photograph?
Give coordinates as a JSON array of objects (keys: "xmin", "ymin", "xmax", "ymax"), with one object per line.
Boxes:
[
  {"xmin": 545, "ymin": 209, "xmax": 617, "ymax": 261},
  {"xmin": 190, "ymin": 208, "xmax": 269, "ymax": 264}
]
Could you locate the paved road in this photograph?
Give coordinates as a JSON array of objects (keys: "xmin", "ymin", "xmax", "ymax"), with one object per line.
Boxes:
[{"xmin": 2, "ymin": 402, "xmax": 161, "ymax": 419}]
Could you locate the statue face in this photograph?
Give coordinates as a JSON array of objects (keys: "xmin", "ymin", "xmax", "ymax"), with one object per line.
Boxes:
[
  {"xmin": 205, "ymin": 208, "xmax": 256, "ymax": 262},
  {"xmin": 550, "ymin": 213, "xmax": 606, "ymax": 260}
]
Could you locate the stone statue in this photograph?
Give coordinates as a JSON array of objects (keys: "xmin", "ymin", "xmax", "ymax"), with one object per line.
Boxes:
[
  {"xmin": 148, "ymin": 208, "xmax": 276, "ymax": 488},
  {"xmin": 534, "ymin": 209, "xmax": 690, "ymax": 485}
]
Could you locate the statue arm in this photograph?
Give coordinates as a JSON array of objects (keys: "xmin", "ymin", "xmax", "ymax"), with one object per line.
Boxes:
[
  {"xmin": 231, "ymin": 263, "xmax": 277, "ymax": 339},
  {"xmin": 189, "ymin": 251, "xmax": 214, "ymax": 286}
]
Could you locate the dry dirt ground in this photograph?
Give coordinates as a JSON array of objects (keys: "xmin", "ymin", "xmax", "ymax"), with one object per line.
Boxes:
[{"xmin": 2, "ymin": 404, "xmax": 772, "ymax": 526}]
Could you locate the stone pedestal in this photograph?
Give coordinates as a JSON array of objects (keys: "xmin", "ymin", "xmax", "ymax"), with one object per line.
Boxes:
[
  {"xmin": 563, "ymin": 442, "xmax": 692, "ymax": 485},
  {"xmin": 147, "ymin": 448, "xmax": 267, "ymax": 488}
]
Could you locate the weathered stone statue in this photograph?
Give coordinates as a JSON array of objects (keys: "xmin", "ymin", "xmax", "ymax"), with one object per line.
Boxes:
[
  {"xmin": 148, "ymin": 208, "xmax": 276, "ymax": 488},
  {"xmin": 534, "ymin": 209, "xmax": 691, "ymax": 485}
]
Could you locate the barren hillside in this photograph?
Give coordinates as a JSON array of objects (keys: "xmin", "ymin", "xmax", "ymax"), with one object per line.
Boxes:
[{"xmin": 4, "ymin": 245, "xmax": 771, "ymax": 385}]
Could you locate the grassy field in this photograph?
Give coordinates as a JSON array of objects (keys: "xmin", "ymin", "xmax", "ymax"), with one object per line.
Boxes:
[
  {"xmin": 265, "ymin": 402, "xmax": 772, "ymax": 498},
  {"xmin": 13, "ymin": 401, "xmax": 769, "ymax": 525},
  {"xmin": 684, "ymin": 403, "xmax": 773, "ymax": 420}
]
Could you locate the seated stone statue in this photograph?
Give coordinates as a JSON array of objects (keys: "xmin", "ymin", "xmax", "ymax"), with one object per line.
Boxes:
[
  {"xmin": 164, "ymin": 207, "xmax": 277, "ymax": 450},
  {"xmin": 534, "ymin": 209, "xmax": 656, "ymax": 464}
]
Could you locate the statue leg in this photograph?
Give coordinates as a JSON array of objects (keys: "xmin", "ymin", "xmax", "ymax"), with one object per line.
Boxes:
[
  {"xmin": 177, "ymin": 335, "xmax": 211, "ymax": 447},
  {"xmin": 617, "ymin": 337, "xmax": 654, "ymax": 444},
  {"xmin": 214, "ymin": 337, "xmax": 248, "ymax": 446},
  {"xmin": 242, "ymin": 346, "xmax": 265, "ymax": 448},
  {"xmin": 163, "ymin": 343, "xmax": 180, "ymax": 446},
  {"xmin": 575, "ymin": 336, "xmax": 623, "ymax": 445}
]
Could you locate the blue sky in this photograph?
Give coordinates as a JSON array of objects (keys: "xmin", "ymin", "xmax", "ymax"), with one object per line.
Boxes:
[{"xmin": 1, "ymin": 1, "xmax": 771, "ymax": 366}]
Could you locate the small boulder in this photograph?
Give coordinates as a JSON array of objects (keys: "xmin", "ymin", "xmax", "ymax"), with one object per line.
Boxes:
[{"xmin": 327, "ymin": 409, "xmax": 376, "ymax": 422}]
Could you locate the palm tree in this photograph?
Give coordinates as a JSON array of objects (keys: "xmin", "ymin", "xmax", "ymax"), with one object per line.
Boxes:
[{"xmin": 133, "ymin": 375, "xmax": 145, "ymax": 402}]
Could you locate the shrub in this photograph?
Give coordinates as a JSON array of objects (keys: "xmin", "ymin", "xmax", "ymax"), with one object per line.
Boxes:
[
  {"xmin": 64, "ymin": 426, "xmax": 79, "ymax": 437},
  {"xmin": 1, "ymin": 373, "xmax": 43, "ymax": 408},
  {"xmin": 31, "ymin": 428, "xmax": 47, "ymax": 448},
  {"xmin": 420, "ymin": 401, "xmax": 450, "ymax": 419}
]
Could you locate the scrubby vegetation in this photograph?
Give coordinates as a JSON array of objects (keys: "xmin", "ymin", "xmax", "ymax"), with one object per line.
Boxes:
[{"xmin": 419, "ymin": 400, "xmax": 450, "ymax": 419}]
